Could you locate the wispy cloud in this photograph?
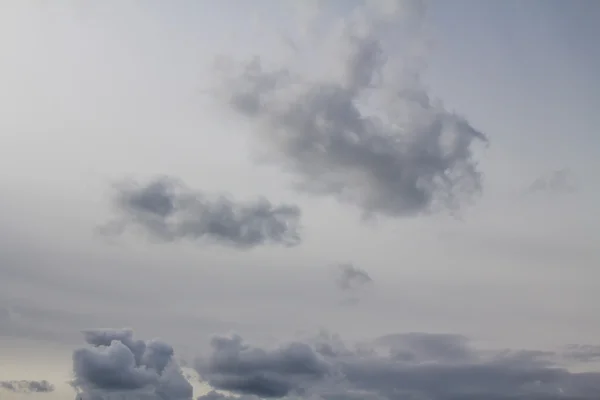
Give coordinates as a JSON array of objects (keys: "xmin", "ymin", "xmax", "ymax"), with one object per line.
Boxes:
[
  {"xmin": 527, "ymin": 169, "xmax": 576, "ymax": 195},
  {"xmin": 336, "ymin": 263, "xmax": 373, "ymax": 291},
  {"xmin": 213, "ymin": 0, "xmax": 487, "ymax": 219},
  {"xmin": 98, "ymin": 176, "xmax": 302, "ymax": 249},
  {"xmin": 0, "ymin": 380, "xmax": 55, "ymax": 393}
]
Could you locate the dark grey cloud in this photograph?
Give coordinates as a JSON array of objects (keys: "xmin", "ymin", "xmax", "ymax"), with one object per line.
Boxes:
[
  {"xmin": 195, "ymin": 331, "xmax": 600, "ymax": 400},
  {"xmin": 0, "ymin": 380, "xmax": 55, "ymax": 393},
  {"xmin": 72, "ymin": 328, "xmax": 193, "ymax": 400},
  {"xmin": 195, "ymin": 334, "xmax": 331, "ymax": 398},
  {"xmin": 527, "ymin": 169, "xmax": 576, "ymax": 195},
  {"xmin": 336, "ymin": 264, "xmax": 373, "ymax": 291},
  {"xmin": 99, "ymin": 176, "xmax": 301, "ymax": 249},
  {"xmin": 213, "ymin": 0, "xmax": 487, "ymax": 219}
]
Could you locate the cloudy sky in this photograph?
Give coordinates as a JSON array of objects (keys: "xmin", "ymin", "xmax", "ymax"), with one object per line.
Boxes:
[{"xmin": 1, "ymin": 0, "xmax": 600, "ymax": 399}]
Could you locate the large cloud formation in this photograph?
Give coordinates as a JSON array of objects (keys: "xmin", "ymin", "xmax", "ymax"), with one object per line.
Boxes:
[
  {"xmin": 71, "ymin": 329, "xmax": 193, "ymax": 400},
  {"xmin": 195, "ymin": 331, "xmax": 600, "ymax": 400},
  {"xmin": 0, "ymin": 380, "xmax": 55, "ymax": 393},
  {"xmin": 69, "ymin": 328, "xmax": 600, "ymax": 399},
  {"xmin": 214, "ymin": 0, "xmax": 487, "ymax": 218},
  {"xmin": 99, "ymin": 176, "xmax": 301, "ymax": 249}
]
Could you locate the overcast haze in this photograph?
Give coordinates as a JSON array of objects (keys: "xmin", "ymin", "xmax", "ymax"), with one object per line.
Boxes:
[{"xmin": 1, "ymin": 1, "xmax": 600, "ymax": 399}]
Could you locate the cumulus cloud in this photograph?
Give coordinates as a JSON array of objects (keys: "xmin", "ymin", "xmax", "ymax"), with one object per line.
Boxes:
[
  {"xmin": 0, "ymin": 380, "xmax": 55, "ymax": 393},
  {"xmin": 213, "ymin": 0, "xmax": 487, "ymax": 219},
  {"xmin": 72, "ymin": 328, "xmax": 193, "ymax": 400},
  {"xmin": 195, "ymin": 334, "xmax": 331, "ymax": 398},
  {"xmin": 195, "ymin": 331, "xmax": 600, "ymax": 400},
  {"xmin": 527, "ymin": 169, "xmax": 576, "ymax": 195},
  {"xmin": 98, "ymin": 176, "xmax": 301, "ymax": 249}
]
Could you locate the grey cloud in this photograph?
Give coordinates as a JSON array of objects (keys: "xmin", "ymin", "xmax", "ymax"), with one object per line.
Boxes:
[
  {"xmin": 99, "ymin": 176, "xmax": 301, "ymax": 249},
  {"xmin": 195, "ymin": 331, "xmax": 600, "ymax": 400},
  {"xmin": 527, "ymin": 169, "xmax": 576, "ymax": 195},
  {"xmin": 336, "ymin": 264, "xmax": 373, "ymax": 291},
  {"xmin": 375, "ymin": 332, "xmax": 472, "ymax": 363},
  {"xmin": 0, "ymin": 380, "xmax": 55, "ymax": 393},
  {"xmin": 72, "ymin": 328, "xmax": 193, "ymax": 400},
  {"xmin": 562, "ymin": 344, "xmax": 600, "ymax": 363},
  {"xmin": 214, "ymin": 0, "xmax": 487, "ymax": 219},
  {"xmin": 197, "ymin": 391, "xmax": 259, "ymax": 400},
  {"xmin": 195, "ymin": 334, "xmax": 331, "ymax": 398}
]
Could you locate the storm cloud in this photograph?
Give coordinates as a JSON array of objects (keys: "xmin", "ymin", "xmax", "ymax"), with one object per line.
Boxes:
[
  {"xmin": 71, "ymin": 328, "xmax": 192, "ymax": 400},
  {"xmin": 99, "ymin": 176, "xmax": 301, "ymax": 249},
  {"xmin": 0, "ymin": 380, "xmax": 55, "ymax": 393},
  {"xmin": 195, "ymin": 331, "xmax": 600, "ymax": 400},
  {"xmin": 214, "ymin": 0, "xmax": 487, "ymax": 219}
]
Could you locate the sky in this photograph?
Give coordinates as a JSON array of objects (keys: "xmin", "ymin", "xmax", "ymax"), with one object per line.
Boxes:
[{"xmin": 1, "ymin": 0, "xmax": 600, "ymax": 399}]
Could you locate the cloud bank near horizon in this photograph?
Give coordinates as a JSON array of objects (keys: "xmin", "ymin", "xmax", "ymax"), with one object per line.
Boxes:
[{"xmin": 65, "ymin": 327, "xmax": 600, "ymax": 400}]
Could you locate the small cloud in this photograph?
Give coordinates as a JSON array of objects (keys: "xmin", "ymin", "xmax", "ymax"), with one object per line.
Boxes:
[
  {"xmin": 526, "ymin": 169, "xmax": 576, "ymax": 195},
  {"xmin": 0, "ymin": 380, "xmax": 55, "ymax": 393},
  {"xmin": 98, "ymin": 176, "xmax": 302, "ymax": 249},
  {"xmin": 336, "ymin": 263, "xmax": 373, "ymax": 291},
  {"xmin": 197, "ymin": 391, "xmax": 259, "ymax": 400},
  {"xmin": 334, "ymin": 263, "xmax": 373, "ymax": 306},
  {"xmin": 562, "ymin": 344, "xmax": 600, "ymax": 363}
]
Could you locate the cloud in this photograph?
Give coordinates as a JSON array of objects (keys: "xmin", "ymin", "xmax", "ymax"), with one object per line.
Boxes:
[
  {"xmin": 334, "ymin": 263, "xmax": 373, "ymax": 306},
  {"xmin": 72, "ymin": 328, "xmax": 193, "ymax": 400},
  {"xmin": 213, "ymin": 0, "xmax": 487, "ymax": 219},
  {"xmin": 194, "ymin": 331, "xmax": 600, "ymax": 400},
  {"xmin": 336, "ymin": 263, "xmax": 373, "ymax": 291},
  {"xmin": 98, "ymin": 176, "xmax": 302, "ymax": 249},
  {"xmin": 197, "ymin": 391, "xmax": 259, "ymax": 400},
  {"xmin": 0, "ymin": 380, "xmax": 55, "ymax": 393},
  {"xmin": 195, "ymin": 334, "xmax": 331, "ymax": 398},
  {"xmin": 527, "ymin": 169, "xmax": 576, "ymax": 195},
  {"xmin": 374, "ymin": 332, "xmax": 473, "ymax": 363},
  {"xmin": 562, "ymin": 344, "xmax": 600, "ymax": 363}
]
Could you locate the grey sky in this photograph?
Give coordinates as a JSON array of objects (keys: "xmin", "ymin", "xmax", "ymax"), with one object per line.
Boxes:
[{"xmin": 1, "ymin": 1, "xmax": 600, "ymax": 399}]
